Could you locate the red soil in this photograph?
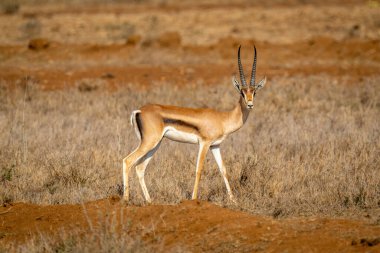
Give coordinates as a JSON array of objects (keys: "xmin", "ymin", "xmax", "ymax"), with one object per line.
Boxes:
[
  {"xmin": 1, "ymin": 197, "xmax": 379, "ymax": 252},
  {"xmin": 0, "ymin": 37, "xmax": 378, "ymax": 90}
]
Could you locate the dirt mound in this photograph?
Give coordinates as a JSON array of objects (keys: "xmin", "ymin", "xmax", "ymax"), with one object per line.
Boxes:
[
  {"xmin": 156, "ymin": 32, "xmax": 182, "ymax": 48},
  {"xmin": 126, "ymin": 34, "xmax": 142, "ymax": 46},
  {"xmin": 141, "ymin": 32, "xmax": 182, "ymax": 48},
  {"xmin": 28, "ymin": 38, "xmax": 50, "ymax": 51},
  {"xmin": 1, "ymin": 198, "xmax": 379, "ymax": 251}
]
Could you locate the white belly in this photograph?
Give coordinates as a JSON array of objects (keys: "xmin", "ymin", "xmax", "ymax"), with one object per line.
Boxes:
[{"xmin": 164, "ymin": 127, "xmax": 199, "ymax": 144}]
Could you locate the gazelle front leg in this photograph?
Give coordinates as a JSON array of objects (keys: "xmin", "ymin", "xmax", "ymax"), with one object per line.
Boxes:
[
  {"xmin": 210, "ymin": 145, "xmax": 235, "ymax": 202},
  {"xmin": 192, "ymin": 141, "xmax": 211, "ymax": 200}
]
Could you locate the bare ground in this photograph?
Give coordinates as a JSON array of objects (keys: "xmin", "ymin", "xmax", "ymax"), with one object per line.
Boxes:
[{"xmin": 1, "ymin": 197, "xmax": 380, "ymax": 252}]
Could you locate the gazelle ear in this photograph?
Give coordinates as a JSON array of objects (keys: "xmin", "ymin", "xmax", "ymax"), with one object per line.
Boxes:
[
  {"xmin": 255, "ymin": 76, "xmax": 266, "ymax": 90},
  {"xmin": 232, "ymin": 76, "xmax": 241, "ymax": 92}
]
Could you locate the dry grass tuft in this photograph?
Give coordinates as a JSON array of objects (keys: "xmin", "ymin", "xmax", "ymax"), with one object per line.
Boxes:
[
  {"xmin": 1, "ymin": 209, "xmax": 152, "ymax": 253},
  {"xmin": 0, "ymin": 75, "xmax": 379, "ymax": 217}
]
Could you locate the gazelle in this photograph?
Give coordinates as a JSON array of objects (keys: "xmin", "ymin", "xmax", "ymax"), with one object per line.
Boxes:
[{"xmin": 123, "ymin": 46, "xmax": 266, "ymax": 203}]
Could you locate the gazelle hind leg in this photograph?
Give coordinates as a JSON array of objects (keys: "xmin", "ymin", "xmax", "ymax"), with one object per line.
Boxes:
[
  {"xmin": 122, "ymin": 147, "xmax": 143, "ymax": 202},
  {"xmin": 210, "ymin": 145, "xmax": 235, "ymax": 202},
  {"xmin": 122, "ymin": 139, "xmax": 161, "ymax": 202},
  {"xmin": 135, "ymin": 142, "xmax": 161, "ymax": 203}
]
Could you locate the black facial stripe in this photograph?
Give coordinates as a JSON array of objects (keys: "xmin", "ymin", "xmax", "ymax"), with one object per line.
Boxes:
[{"xmin": 163, "ymin": 118, "xmax": 199, "ymax": 131}]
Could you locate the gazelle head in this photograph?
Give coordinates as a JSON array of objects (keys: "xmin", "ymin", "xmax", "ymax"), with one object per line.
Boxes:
[{"xmin": 232, "ymin": 45, "xmax": 266, "ymax": 109}]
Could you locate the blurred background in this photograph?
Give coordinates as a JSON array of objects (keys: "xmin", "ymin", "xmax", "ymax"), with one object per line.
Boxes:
[{"xmin": 0, "ymin": 0, "xmax": 379, "ymax": 217}]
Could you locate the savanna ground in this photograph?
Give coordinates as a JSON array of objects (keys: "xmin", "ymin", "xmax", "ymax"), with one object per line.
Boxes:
[{"xmin": 0, "ymin": 0, "xmax": 380, "ymax": 252}]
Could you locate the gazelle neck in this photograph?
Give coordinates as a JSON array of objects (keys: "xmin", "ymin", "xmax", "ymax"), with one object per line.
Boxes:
[{"xmin": 224, "ymin": 96, "xmax": 250, "ymax": 135}]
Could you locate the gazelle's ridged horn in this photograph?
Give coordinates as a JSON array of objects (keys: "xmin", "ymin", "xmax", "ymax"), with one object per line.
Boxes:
[
  {"xmin": 238, "ymin": 45, "xmax": 247, "ymax": 86},
  {"xmin": 250, "ymin": 46, "xmax": 257, "ymax": 86}
]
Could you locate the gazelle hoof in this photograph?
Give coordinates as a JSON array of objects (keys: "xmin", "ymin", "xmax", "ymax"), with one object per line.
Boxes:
[{"xmin": 121, "ymin": 196, "xmax": 129, "ymax": 203}]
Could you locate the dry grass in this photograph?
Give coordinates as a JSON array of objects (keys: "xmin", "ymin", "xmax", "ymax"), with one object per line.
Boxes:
[
  {"xmin": 1, "ymin": 207, "xmax": 153, "ymax": 253},
  {"xmin": 0, "ymin": 75, "xmax": 379, "ymax": 217}
]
